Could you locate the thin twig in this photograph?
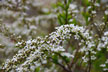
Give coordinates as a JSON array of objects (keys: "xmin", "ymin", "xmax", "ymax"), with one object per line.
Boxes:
[{"xmin": 88, "ymin": 51, "xmax": 91, "ymax": 72}]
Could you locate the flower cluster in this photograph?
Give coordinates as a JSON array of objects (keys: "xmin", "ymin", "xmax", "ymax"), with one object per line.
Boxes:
[{"xmin": 2, "ymin": 24, "xmax": 95, "ymax": 72}]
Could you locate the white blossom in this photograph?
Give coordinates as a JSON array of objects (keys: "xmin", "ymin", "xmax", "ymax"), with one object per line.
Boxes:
[{"xmin": 2, "ymin": 24, "xmax": 96, "ymax": 72}]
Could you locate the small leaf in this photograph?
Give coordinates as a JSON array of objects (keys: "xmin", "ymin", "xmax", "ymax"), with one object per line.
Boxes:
[
  {"xmin": 52, "ymin": 54, "xmax": 58, "ymax": 64},
  {"xmin": 57, "ymin": 2, "xmax": 65, "ymax": 9},
  {"xmin": 35, "ymin": 67, "xmax": 40, "ymax": 72}
]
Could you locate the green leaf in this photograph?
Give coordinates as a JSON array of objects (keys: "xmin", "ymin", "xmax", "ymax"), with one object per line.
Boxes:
[
  {"xmin": 52, "ymin": 54, "xmax": 58, "ymax": 64},
  {"xmin": 57, "ymin": 2, "xmax": 65, "ymax": 9},
  {"xmin": 62, "ymin": 56, "xmax": 70, "ymax": 63},
  {"xmin": 67, "ymin": 0, "xmax": 72, "ymax": 9},
  {"xmin": 35, "ymin": 67, "xmax": 40, "ymax": 72},
  {"xmin": 97, "ymin": 0, "xmax": 101, "ymax": 3},
  {"xmin": 68, "ymin": 0, "xmax": 72, "ymax": 4},
  {"xmin": 82, "ymin": 12, "xmax": 90, "ymax": 25},
  {"xmin": 104, "ymin": 15, "xmax": 108, "ymax": 22},
  {"xmin": 68, "ymin": 14, "xmax": 72, "ymax": 20},
  {"xmin": 58, "ymin": 15, "xmax": 63, "ymax": 25},
  {"xmin": 82, "ymin": 0, "xmax": 90, "ymax": 6},
  {"xmin": 70, "ymin": 18, "xmax": 77, "ymax": 25},
  {"xmin": 60, "ymin": 12, "xmax": 66, "ymax": 20}
]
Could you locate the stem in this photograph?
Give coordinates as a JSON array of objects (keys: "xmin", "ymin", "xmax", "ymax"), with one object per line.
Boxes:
[
  {"xmin": 57, "ymin": 62, "xmax": 72, "ymax": 72},
  {"xmin": 88, "ymin": 51, "xmax": 91, "ymax": 72},
  {"xmin": 70, "ymin": 43, "xmax": 80, "ymax": 67},
  {"xmin": 49, "ymin": 57, "xmax": 72, "ymax": 72},
  {"xmin": 64, "ymin": 0, "xmax": 68, "ymax": 24}
]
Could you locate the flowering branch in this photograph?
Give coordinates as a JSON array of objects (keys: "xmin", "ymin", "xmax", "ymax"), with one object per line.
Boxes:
[{"xmin": 2, "ymin": 24, "xmax": 95, "ymax": 72}]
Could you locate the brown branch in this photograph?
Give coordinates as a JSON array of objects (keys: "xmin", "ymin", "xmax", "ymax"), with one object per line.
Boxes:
[
  {"xmin": 49, "ymin": 57, "xmax": 72, "ymax": 72},
  {"xmin": 57, "ymin": 62, "xmax": 72, "ymax": 72},
  {"xmin": 88, "ymin": 51, "xmax": 91, "ymax": 72}
]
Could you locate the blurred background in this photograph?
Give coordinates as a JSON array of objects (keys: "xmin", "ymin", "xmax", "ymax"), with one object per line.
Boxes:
[
  {"xmin": 0, "ymin": 0, "xmax": 108, "ymax": 72},
  {"xmin": 0, "ymin": 0, "xmax": 58, "ymax": 68}
]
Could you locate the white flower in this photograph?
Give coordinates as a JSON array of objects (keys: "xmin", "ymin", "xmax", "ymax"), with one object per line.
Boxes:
[
  {"xmin": 92, "ymin": 11, "xmax": 96, "ymax": 14},
  {"xmin": 26, "ymin": 40, "xmax": 32, "ymax": 44},
  {"xmin": 104, "ymin": 31, "xmax": 108, "ymax": 35},
  {"xmin": 91, "ymin": 55, "xmax": 96, "ymax": 60},
  {"xmin": 69, "ymin": 4, "xmax": 77, "ymax": 10},
  {"xmin": 69, "ymin": 19, "xmax": 73, "ymax": 22},
  {"xmin": 100, "ymin": 64, "xmax": 106, "ymax": 67},
  {"xmin": 94, "ymin": 3, "xmax": 100, "ymax": 7},
  {"xmin": 103, "ymin": 68, "xmax": 108, "ymax": 71},
  {"xmin": 105, "ymin": 59, "xmax": 108, "ymax": 63},
  {"xmin": 87, "ymin": 6, "xmax": 92, "ymax": 10},
  {"xmin": 105, "ymin": 10, "xmax": 108, "ymax": 15},
  {"xmin": 61, "ymin": 53, "xmax": 74, "ymax": 58},
  {"xmin": 82, "ymin": 56, "xmax": 88, "ymax": 63}
]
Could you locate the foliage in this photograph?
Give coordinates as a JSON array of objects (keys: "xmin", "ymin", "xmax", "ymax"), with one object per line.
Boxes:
[{"xmin": 0, "ymin": 0, "xmax": 108, "ymax": 72}]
